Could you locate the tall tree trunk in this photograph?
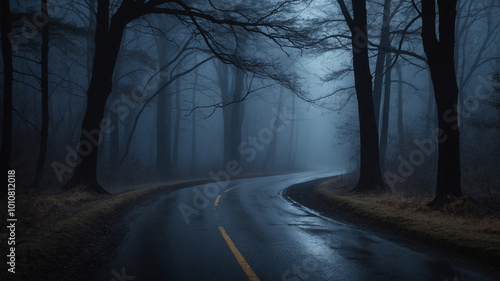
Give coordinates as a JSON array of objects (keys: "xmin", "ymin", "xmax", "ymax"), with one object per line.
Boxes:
[
  {"xmin": 172, "ymin": 73, "xmax": 181, "ymax": 174},
  {"xmin": 155, "ymin": 86, "xmax": 173, "ymax": 179},
  {"xmin": 496, "ymin": 46, "xmax": 500, "ymax": 155},
  {"xmin": 453, "ymin": 0, "xmax": 462, "ymax": 72},
  {"xmin": 264, "ymin": 87, "xmax": 285, "ymax": 170},
  {"xmin": 216, "ymin": 62, "xmax": 231, "ymax": 165},
  {"xmin": 346, "ymin": 0, "xmax": 385, "ymax": 191},
  {"xmin": 421, "ymin": 0, "xmax": 462, "ymax": 207},
  {"xmin": 108, "ymin": 31, "xmax": 127, "ymax": 174},
  {"xmin": 65, "ymin": 0, "xmax": 126, "ymax": 193},
  {"xmin": 32, "ymin": 0, "xmax": 50, "ymax": 189},
  {"xmin": 86, "ymin": 0, "xmax": 96, "ymax": 85},
  {"xmin": 191, "ymin": 67, "xmax": 199, "ymax": 177},
  {"xmin": 155, "ymin": 43, "xmax": 173, "ymax": 180},
  {"xmin": 1, "ymin": 0, "xmax": 14, "ymax": 191},
  {"xmin": 424, "ymin": 72, "xmax": 436, "ymax": 136},
  {"xmin": 287, "ymin": 94, "xmax": 296, "ymax": 169},
  {"xmin": 396, "ymin": 63, "xmax": 404, "ymax": 156},
  {"xmin": 109, "ymin": 89, "xmax": 120, "ymax": 173},
  {"xmin": 228, "ymin": 68, "xmax": 245, "ymax": 163},
  {"xmin": 372, "ymin": 0, "xmax": 392, "ymax": 128},
  {"xmin": 379, "ymin": 52, "xmax": 392, "ymax": 171}
]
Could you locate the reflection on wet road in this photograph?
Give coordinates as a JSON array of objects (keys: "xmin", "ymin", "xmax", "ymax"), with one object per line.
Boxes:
[{"xmin": 97, "ymin": 171, "xmax": 497, "ymax": 281}]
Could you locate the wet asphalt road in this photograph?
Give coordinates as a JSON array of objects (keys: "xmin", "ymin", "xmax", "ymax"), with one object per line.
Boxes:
[{"xmin": 96, "ymin": 171, "xmax": 497, "ymax": 281}]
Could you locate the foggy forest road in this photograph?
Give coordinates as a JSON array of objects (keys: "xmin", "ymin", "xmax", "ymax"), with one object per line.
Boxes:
[{"xmin": 96, "ymin": 171, "xmax": 495, "ymax": 281}]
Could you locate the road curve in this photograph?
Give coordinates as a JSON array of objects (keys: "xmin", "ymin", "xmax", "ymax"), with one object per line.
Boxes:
[{"xmin": 95, "ymin": 171, "xmax": 496, "ymax": 281}]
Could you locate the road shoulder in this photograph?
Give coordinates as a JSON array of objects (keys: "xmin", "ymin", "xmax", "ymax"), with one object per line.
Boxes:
[{"xmin": 284, "ymin": 175, "xmax": 500, "ymax": 272}]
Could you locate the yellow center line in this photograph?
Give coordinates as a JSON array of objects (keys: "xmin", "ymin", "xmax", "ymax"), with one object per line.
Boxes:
[
  {"xmin": 218, "ymin": 226, "xmax": 260, "ymax": 281},
  {"xmin": 224, "ymin": 186, "xmax": 238, "ymax": 193},
  {"xmin": 214, "ymin": 195, "xmax": 221, "ymax": 207},
  {"xmin": 224, "ymin": 180, "xmax": 264, "ymax": 193}
]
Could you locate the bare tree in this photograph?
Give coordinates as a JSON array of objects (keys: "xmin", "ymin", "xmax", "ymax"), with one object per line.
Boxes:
[
  {"xmin": 214, "ymin": 60, "xmax": 246, "ymax": 165},
  {"xmin": 419, "ymin": 0, "xmax": 462, "ymax": 207},
  {"xmin": 372, "ymin": 0, "xmax": 393, "ymax": 127},
  {"xmin": 172, "ymin": 71, "xmax": 182, "ymax": 170},
  {"xmin": 396, "ymin": 62, "xmax": 404, "ymax": 156},
  {"xmin": 264, "ymin": 87, "xmax": 285, "ymax": 169},
  {"xmin": 1, "ymin": 0, "xmax": 14, "ymax": 188},
  {"xmin": 154, "ymin": 28, "xmax": 174, "ymax": 180},
  {"xmin": 64, "ymin": 0, "xmax": 304, "ymax": 193},
  {"xmin": 378, "ymin": 52, "xmax": 392, "ymax": 170},
  {"xmin": 336, "ymin": 0, "xmax": 385, "ymax": 192},
  {"xmin": 228, "ymin": 67, "xmax": 245, "ymax": 164},
  {"xmin": 190, "ymin": 63, "xmax": 199, "ymax": 177},
  {"xmin": 32, "ymin": 0, "xmax": 50, "ymax": 189}
]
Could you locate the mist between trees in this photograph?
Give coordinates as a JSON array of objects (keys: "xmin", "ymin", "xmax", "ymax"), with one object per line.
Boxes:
[{"xmin": 1, "ymin": 0, "xmax": 499, "ymax": 206}]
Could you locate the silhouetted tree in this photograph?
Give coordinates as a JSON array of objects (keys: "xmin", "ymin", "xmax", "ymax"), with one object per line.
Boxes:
[
  {"xmin": 379, "ymin": 52, "xmax": 392, "ymax": 170},
  {"xmin": 172, "ymin": 71, "xmax": 182, "ymax": 170},
  {"xmin": 287, "ymin": 93, "xmax": 297, "ymax": 169},
  {"xmin": 264, "ymin": 87, "xmax": 285, "ymax": 170},
  {"xmin": 215, "ymin": 61, "xmax": 232, "ymax": 164},
  {"xmin": 336, "ymin": 0, "xmax": 385, "ymax": 192},
  {"xmin": 190, "ymin": 65, "xmax": 199, "ymax": 177},
  {"xmin": 419, "ymin": 0, "xmax": 462, "ymax": 207},
  {"xmin": 155, "ymin": 31, "xmax": 173, "ymax": 180},
  {"xmin": 372, "ymin": 0, "xmax": 392, "ymax": 127},
  {"xmin": 1, "ymin": 0, "xmax": 14, "ymax": 188},
  {"xmin": 32, "ymin": 0, "xmax": 50, "ymax": 189},
  {"xmin": 396, "ymin": 63, "xmax": 405, "ymax": 156}
]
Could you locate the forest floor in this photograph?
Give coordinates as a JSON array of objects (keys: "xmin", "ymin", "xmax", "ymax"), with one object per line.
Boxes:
[
  {"xmin": 285, "ymin": 175, "xmax": 500, "ymax": 271},
  {"xmin": 0, "ymin": 178, "xmax": 211, "ymax": 281}
]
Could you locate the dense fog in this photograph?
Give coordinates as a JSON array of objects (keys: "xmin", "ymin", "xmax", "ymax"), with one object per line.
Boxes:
[{"xmin": 1, "ymin": 0, "xmax": 498, "ymax": 197}]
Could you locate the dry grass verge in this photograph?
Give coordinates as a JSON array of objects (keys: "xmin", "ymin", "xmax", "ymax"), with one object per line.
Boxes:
[{"xmin": 314, "ymin": 178, "xmax": 500, "ymax": 268}]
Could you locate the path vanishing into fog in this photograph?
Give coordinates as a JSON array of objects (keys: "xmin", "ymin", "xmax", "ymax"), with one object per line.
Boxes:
[{"xmin": 96, "ymin": 171, "xmax": 496, "ymax": 281}]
